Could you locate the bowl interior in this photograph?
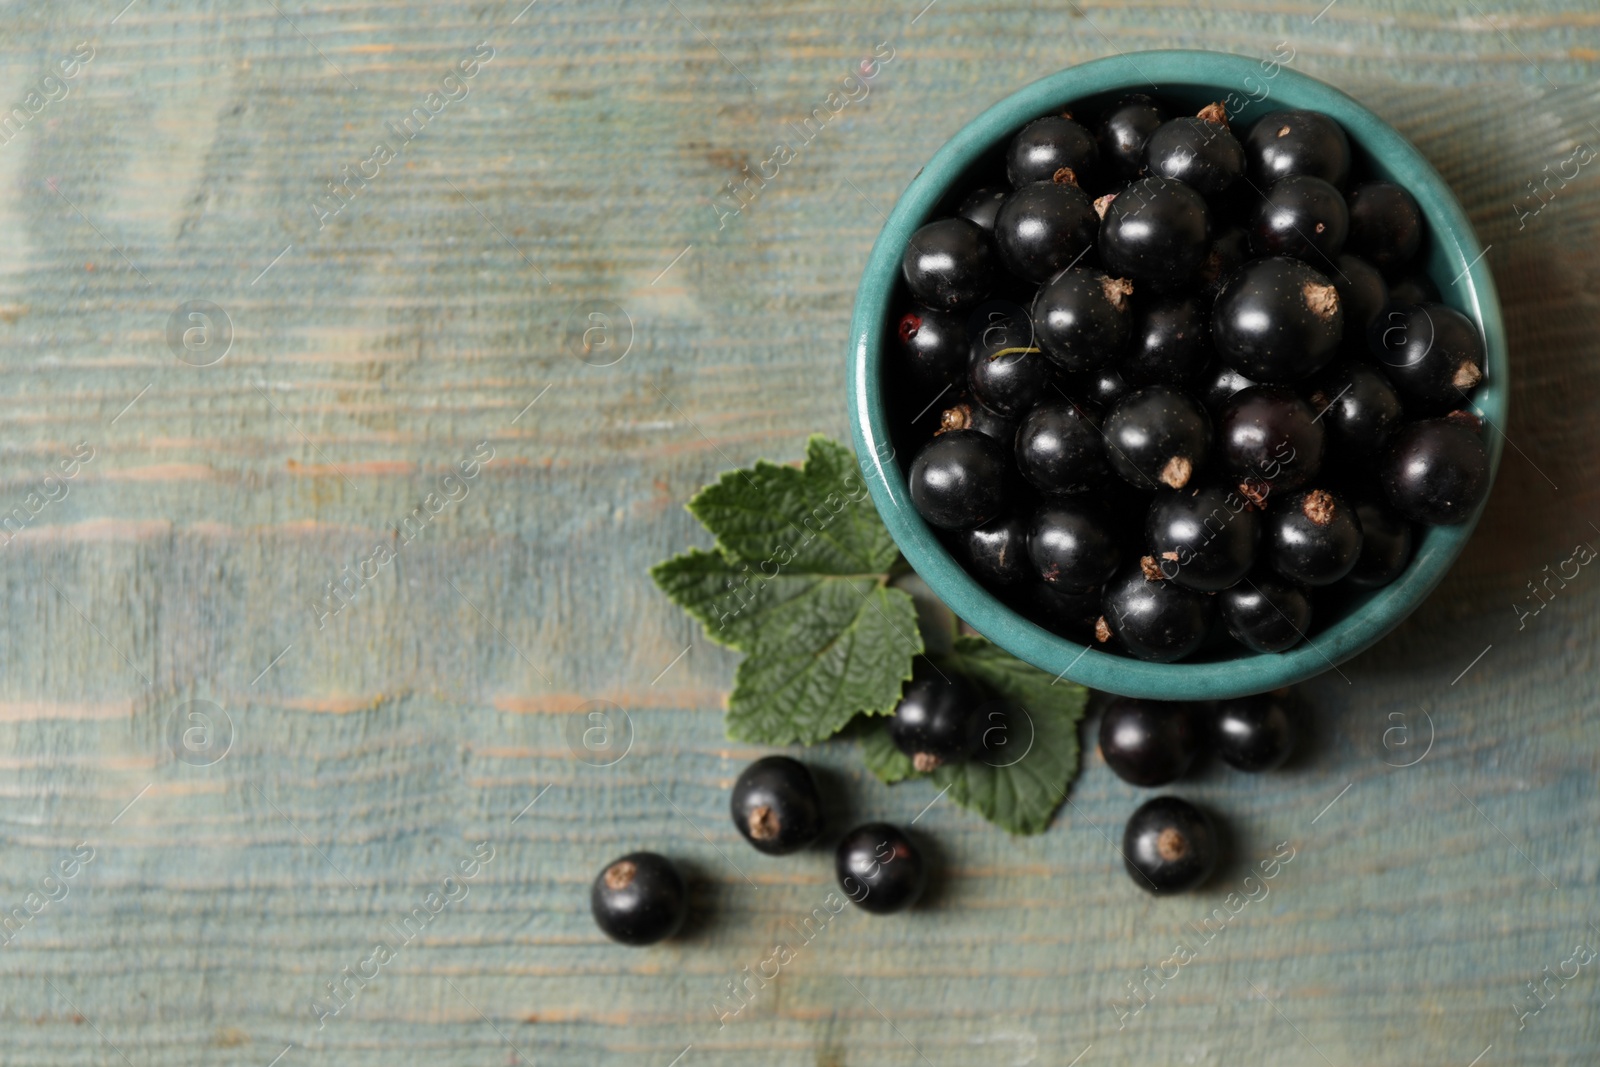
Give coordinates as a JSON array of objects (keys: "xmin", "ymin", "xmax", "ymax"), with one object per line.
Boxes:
[{"xmin": 848, "ymin": 50, "xmax": 1507, "ymax": 700}]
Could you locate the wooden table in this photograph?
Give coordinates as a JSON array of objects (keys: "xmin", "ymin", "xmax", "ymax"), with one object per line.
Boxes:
[{"xmin": 2, "ymin": 1, "xmax": 1598, "ymax": 1064}]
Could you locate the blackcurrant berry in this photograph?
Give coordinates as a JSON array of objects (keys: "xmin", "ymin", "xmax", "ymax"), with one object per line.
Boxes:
[
  {"xmin": 1098, "ymin": 697, "xmax": 1201, "ymax": 786},
  {"xmin": 1245, "ymin": 109, "xmax": 1351, "ymax": 187},
  {"xmin": 1028, "ymin": 499, "xmax": 1121, "ymax": 591},
  {"xmin": 1386, "ymin": 273, "xmax": 1439, "ymax": 306},
  {"xmin": 1015, "ymin": 401, "xmax": 1109, "ymax": 494},
  {"xmin": 1100, "ymin": 94, "xmax": 1167, "ymax": 177},
  {"xmin": 1123, "ymin": 796, "xmax": 1218, "ymax": 894},
  {"xmin": 1347, "ymin": 500, "xmax": 1413, "ymax": 587},
  {"xmin": 1145, "ymin": 481, "xmax": 1260, "ymax": 592},
  {"xmin": 1143, "ymin": 104, "xmax": 1245, "ymax": 195},
  {"xmin": 1212, "ymin": 256, "xmax": 1344, "ymax": 383},
  {"xmin": 1016, "ymin": 580, "xmax": 1103, "ymax": 643},
  {"xmin": 1369, "ymin": 302, "xmax": 1485, "ymax": 412},
  {"xmin": 1123, "ymin": 295, "xmax": 1210, "ymax": 387},
  {"xmin": 994, "ymin": 179, "xmax": 1098, "ymax": 284},
  {"xmin": 1098, "ymin": 177, "xmax": 1211, "ymax": 289},
  {"xmin": 1346, "ymin": 181, "xmax": 1423, "ymax": 270},
  {"xmin": 895, "ymin": 306, "xmax": 967, "ymax": 392},
  {"xmin": 938, "ymin": 401, "xmax": 1015, "ymax": 447},
  {"xmin": 1212, "ymin": 694, "xmax": 1295, "ymax": 771},
  {"xmin": 889, "ymin": 669, "xmax": 976, "ymax": 771},
  {"xmin": 901, "ymin": 217, "xmax": 997, "ymax": 310},
  {"xmin": 1007, "ymin": 114, "xmax": 1100, "ymax": 187},
  {"xmin": 1266, "ymin": 487, "xmax": 1363, "ymax": 586},
  {"xmin": 1077, "ymin": 367, "xmax": 1132, "ymax": 409},
  {"xmin": 957, "ymin": 185, "xmax": 1009, "ymax": 231},
  {"xmin": 730, "ymin": 756, "xmax": 824, "ymax": 855},
  {"xmin": 961, "ymin": 511, "xmax": 1032, "ymax": 588},
  {"xmin": 1217, "ymin": 385, "xmax": 1325, "ymax": 492},
  {"xmin": 1379, "ymin": 418, "xmax": 1490, "ymax": 525},
  {"xmin": 1199, "ymin": 361, "xmax": 1258, "ymax": 412},
  {"xmin": 1332, "ymin": 254, "xmax": 1389, "ymax": 343},
  {"xmin": 1250, "ymin": 175, "xmax": 1349, "ymax": 265},
  {"xmin": 1032, "ymin": 268, "xmax": 1134, "ymax": 373},
  {"xmin": 1305, "ymin": 362, "xmax": 1402, "ymax": 460},
  {"xmin": 1196, "ymin": 225, "xmax": 1249, "ymax": 297},
  {"xmin": 1103, "ymin": 385, "xmax": 1212, "ymax": 490},
  {"xmin": 1219, "ymin": 570, "xmax": 1311, "ymax": 653},
  {"xmin": 836, "ymin": 823, "xmax": 926, "ymax": 914},
  {"xmin": 908, "ymin": 429, "xmax": 1009, "ymax": 530},
  {"xmin": 1099, "ymin": 563, "xmax": 1216, "ymax": 662},
  {"xmin": 591, "ymin": 852, "xmax": 687, "ymax": 945},
  {"xmin": 969, "ymin": 336, "xmax": 1055, "ymax": 417}
]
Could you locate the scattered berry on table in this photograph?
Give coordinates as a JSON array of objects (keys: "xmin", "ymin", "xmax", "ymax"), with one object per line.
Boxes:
[
  {"xmin": 1123, "ymin": 796, "xmax": 1218, "ymax": 894},
  {"xmin": 1212, "ymin": 693, "xmax": 1296, "ymax": 771},
  {"xmin": 836, "ymin": 823, "xmax": 927, "ymax": 913},
  {"xmin": 1099, "ymin": 697, "xmax": 1202, "ymax": 786},
  {"xmin": 730, "ymin": 756, "xmax": 824, "ymax": 855},
  {"xmin": 591, "ymin": 852, "xmax": 687, "ymax": 945},
  {"xmin": 890, "ymin": 666, "xmax": 978, "ymax": 771}
]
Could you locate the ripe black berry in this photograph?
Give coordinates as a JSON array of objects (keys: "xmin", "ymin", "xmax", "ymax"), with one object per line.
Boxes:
[
  {"xmin": 890, "ymin": 669, "xmax": 976, "ymax": 771},
  {"xmin": 1123, "ymin": 796, "xmax": 1218, "ymax": 894},
  {"xmin": 1379, "ymin": 418, "xmax": 1490, "ymax": 525},
  {"xmin": 961, "ymin": 511, "xmax": 1032, "ymax": 588},
  {"xmin": 730, "ymin": 756, "xmax": 824, "ymax": 855},
  {"xmin": 1098, "ymin": 697, "xmax": 1201, "ymax": 786},
  {"xmin": 1346, "ymin": 181, "xmax": 1423, "ymax": 269},
  {"xmin": 908, "ymin": 429, "xmax": 1009, "ymax": 530},
  {"xmin": 1369, "ymin": 302, "xmax": 1485, "ymax": 412},
  {"xmin": 1196, "ymin": 225, "xmax": 1249, "ymax": 297},
  {"xmin": 1028, "ymin": 499, "xmax": 1121, "ymax": 590},
  {"xmin": 969, "ymin": 320, "xmax": 1054, "ymax": 416},
  {"xmin": 1212, "ymin": 694, "xmax": 1295, "ymax": 771},
  {"xmin": 1017, "ymin": 580, "xmax": 1102, "ymax": 642},
  {"xmin": 1332, "ymin": 254, "xmax": 1389, "ymax": 343},
  {"xmin": 957, "ymin": 185, "xmax": 1009, "ymax": 231},
  {"xmin": 1145, "ymin": 481, "xmax": 1260, "ymax": 591},
  {"xmin": 1099, "ymin": 563, "xmax": 1216, "ymax": 662},
  {"xmin": 1266, "ymin": 487, "xmax": 1363, "ymax": 586},
  {"xmin": 1212, "ymin": 256, "xmax": 1344, "ymax": 383},
  {"xmin": 994, "ymin": 179, "xmax": 1098, "ymax": 284},
  {"xmin": 1216, "ymin": 385, "xmax": 1325, "ymax": 492},
  {"xmin": 1305, "ymin": 361, "xmax": 1402, "ymax": 460},
  {"xmin": 1387, "ymin": 273, "xmax": 1439, "ymax": 307},
  {"xmin": 1103, "ymin": 385, "xmax": 1212, "ymax": 490},
  {"xmin": 901, "ymin": 217, "xmax": 996, "ymax": 310},
  {"xmin": 1015, "ymin": 401, "xmax": 1109, "ymax": 494},
  {"xmin": 1245, "ymin": 109, "xmax": 1351, "ymax": 187},
  {"xmin": 836, "ymin": 823, "xmax": 926, "ymax": 914},
  {"xmin": 1007, "ymin": 114, "xmax": 1099, "ymax": 188},
  {"xmin": 591, "ymin": 852, "xmax": 687, "ymax": 945},
  {"xmin": 1250, "ymin": 175, "xmax": 1349, "ymax": 265},
  {"xmin": 1100, "ymin": 94, "xmax": 1167, "ymax": 177},
  {"xmin": 1218, "ymin": 570, "xmax": 1311, "ymax": 653},
  {"xmin": 1123, "ymin": 295, "xmax": 1209, "ymax": 387},
  {"xmin": 1098, "ymin": 177, "xmax": 1211, "ymax": 289},
  {"xmin": 895, "ymin": 306, "xmax": 967, "ymax": 392},
  {"xmin": 1077, "ymin": 367, "xmax": 1132, "ymax": 409},
  {"xmin": 1347, "ymin": 500, "xmax": 1413, "ymax": 588},
  {"xmin": 1143, "ymin": 104, "xmax": 1245, "ymax": 195},
  {"xmin": 1032, "ymin": 268, "xmax": 1134, "ymax": 373},
  {"xmin": 939, "ymin": 401, "xmax": 1015, "ymax": 447},
  {"xmin": 1200, "ymin": 361, "xmax": 1258, "ymax": 412}
]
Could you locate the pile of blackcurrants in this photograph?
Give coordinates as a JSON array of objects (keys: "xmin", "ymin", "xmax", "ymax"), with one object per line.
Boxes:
[{"xmin": 896, "ymin": 96, "xmax": 1492, "ymax": 661}]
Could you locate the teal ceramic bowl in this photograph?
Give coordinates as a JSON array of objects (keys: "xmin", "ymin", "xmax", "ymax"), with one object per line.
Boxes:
[{"xmin": 847, "ymin": 50, "xmax": 1506, "ymax": 700}]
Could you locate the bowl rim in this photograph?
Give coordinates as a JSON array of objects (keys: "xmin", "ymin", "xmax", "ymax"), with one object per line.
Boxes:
[{"xmin": 847, "ymin": 48, "xmax": 1508, "ymax": 700}]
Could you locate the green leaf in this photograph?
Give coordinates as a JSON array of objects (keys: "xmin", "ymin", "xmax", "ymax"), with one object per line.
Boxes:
[
  {"xmin": 856, "ymin": 636, "xmax": 1090, "ymax": 835},
  {"xmin": 649, "ymin": 435, "xmax": 922, "ymax": 746}
]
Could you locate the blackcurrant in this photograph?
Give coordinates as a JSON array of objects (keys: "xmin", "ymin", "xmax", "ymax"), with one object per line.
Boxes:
[
  {"xmin": 1016, "ymin": 580, "xmax": 1103, "ymax": 642},
  {"xmin": 1028, "ymin": 499, "xmax": 1121, "ymax": 591},
  {"xmin": 1007, "ymin": 114, "xmax": 1100, "ymax": 187},
  {"xmin": 1196, "ymin": 225, "xmax": 1249, "ymax": 297},
  {"xmin": 889, "ymin": 669, "xmax": 977, "ymax": 771},
  {"xmin": 1212, "ymin": 256, "xmax": 1344, "ymax": 383},
  {"xmin": 1032, "ymin": 268, "xmax": 1134, "ymax": 373},
  {"xmin": 969, "ymin": 335, "xmax": 1054, "ymax": 417},
  {"xmin": 1123, "ymin": 795, "xmax": 1218, "ymax": 894},
  {"xmin": 1098, "ymin": 697, "xmax": 1201, "ymax": 786},
  {"xmin": 1145, "ymin": 481, "xmax": 1260, "ymax": 591},
  {"xmin": 1143, "ymin": 104, "xmax": 1245, "ymax": 195},
  {"xmin": 1387, "ymin": 273, "xmax": 1439, "ymax": 306},
  {"xmin": 908, "ymin": 429, "xmax": 1009, "ymax": 530},
  {"xmin": 591, "ymin": 852, "xmax": 687, "ymax": 945},
  {"xmin": 957, "ymin": 185, "xmax": 1009, "ymax": 231},
  {"xmin": 1212, "ymin": 694, "xmax": 1295, "ymax": 771},
  {"xmin": 1123, "ymin": 294, "xmax": 1210, "ymax": 386},
  {"xmin": 1015, "ymin": 401, "xmax": 1110, "ymax": 494},
  {"xmin": 1216, "ymin": 385, "xmax": 1325, "ymax": 492},
  {"xmin": 1305, "ymin": 361, "xmax": 1402, "ymax": 460},
  {"xmin": 1379, "ymin": 418, "xmax": 1490, "ymax": 525},
  {"xmin": 1346, "ymin": 181, "xmax": 1423, "ymax": 270},
  {"xmin": 1250, "ymin": 175, "xmax": 1348, "ymax": 266},
  {"xmin": 1099, "ymin": 563, "xmax": 1216, "ymax": 662},
  {"xmin": 1332, "ymin": 254, "xmax": 1389, "ymax": 343},
  {"xmin": 939, "ymin": 400, "xmax": 1015, "ymax": 447},
  {"xmin": 994, "ymin": 179, "xmax": 1098, "ymax": 284},
  {"xmin": 1103, "ymin": 385, "xmax": 1212, "ymax": 490},
  {"xmin": 1245, "ymin": 109, "xmax": 1351, "ymax": 187},
  {"xmin": 1098, "ymin": 177, "xmax": 1211, "ymax": 289},
  {"xmin": 1200, "ymin": 361, "xmax": 1258, "ymax": 412},
  {"xmin": 836, "ymin": 823, "xmax": 926, "ymax": 914},
  {"xmin": 901, "ymin": 217, "xmax": 996, "ymax": 310},
  {"xmin": 1266, "ymin": 487, "xmax": 1363, "ymax": 586},
  {"xmin": 1219, "ymin": 570, "xmax": 1311, "ymax": 653},
  {"xmin": 1077, "ymin": 367, "xmax": 1132, "ymax": 409},
  {"xmin": 1347, "ymin": 500, "xmax": 1413, "ymax": 587},
  {"xmin": 1100, "ymin": 93, "xmax": 1167, "ymax": 177},
  {"xmin": 895, "ymin": 306, "xmax": 967, "ymax": 392},
  {"xmin": 1369, "ymin": 302, "xmax": 1485, "ymax": 412},
  {"xmin": 730, "ymin": 756, "xmax": 824, "ymax": 855},
  {"xmin": 961, "ymin": 511, "xmax": 1032, "ymax": 588}
]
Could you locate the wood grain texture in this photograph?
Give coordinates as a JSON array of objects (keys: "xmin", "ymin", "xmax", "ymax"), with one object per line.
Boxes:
[{"xmin": 1, "ymin": 0, "xmax": 1599, "ymax": 1063}]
